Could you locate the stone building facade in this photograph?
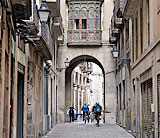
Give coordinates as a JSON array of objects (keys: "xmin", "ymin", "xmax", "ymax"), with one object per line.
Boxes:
[
  {"xmin": 57, "ymin": 0, "xmax": 117, "ymax": 124},
  {"xmin": 0, "ymin": 0, "xmax": 63, "ymax": 138},
  {"xmin": 110, "ymin": 0, "xmax": 160, "ymax": 138}
]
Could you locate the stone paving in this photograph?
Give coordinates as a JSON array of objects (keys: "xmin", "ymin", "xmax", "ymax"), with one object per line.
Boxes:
[{"xmin": 42, "ymin": 122, "xmax": 135, "ymax": 138}]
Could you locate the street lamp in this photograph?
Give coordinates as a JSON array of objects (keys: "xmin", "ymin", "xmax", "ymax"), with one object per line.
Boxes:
[
  {"xmin": 56, "ymin": 58, "xmax": 70, "ymax": 72},
  {"xmin": 111, "ymin": 45, "xmax": 119, "ymax": 58},
  {"xmin": 111, "ymin": 45, "xmax": 131, "ymax": 65},
  {"xmin": 64, "ymin": 58, "xmax": 70, "ymax": 68},
  {"xmin": 38, "ymin": 2, "xmax": 51, "ymax": 24}
]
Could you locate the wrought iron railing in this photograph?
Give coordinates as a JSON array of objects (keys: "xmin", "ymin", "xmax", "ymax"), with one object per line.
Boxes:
[
  {"xmin": 67, "ymin": 29, "xmax": 101, "ymax": 43},
  {"xmin": 41, "ymin": 24, "xmax": 53, "ymax": 54},
  {"xmin": 41, "ymin": 25, "xmax": 49, "ymax": 43},
  {"xmin": 49, "ymin": 29, "xmax": 53, "ymax": 53}
]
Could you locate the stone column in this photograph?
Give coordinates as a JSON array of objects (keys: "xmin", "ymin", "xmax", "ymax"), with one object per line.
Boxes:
[
  {"xmin": 64, "ymin": 72, "xmax": 71, "ymax": 122},
  {"xmin": 71, "ymin": 73, "xmax": 74, "ymax": 106},
  {"xmin": 78, "ymin": 90, "xmax": 80, "ymax": 114}
]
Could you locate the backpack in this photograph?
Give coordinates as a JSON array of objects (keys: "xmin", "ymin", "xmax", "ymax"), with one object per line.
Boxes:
[{"xmin": 96, "ymin": 105, "xmax": 101, "ymax": 112}]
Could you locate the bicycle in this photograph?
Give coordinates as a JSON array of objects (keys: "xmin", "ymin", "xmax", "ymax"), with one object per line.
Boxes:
[
  {"xmin": 97, "ymin": 115, "xmax": 100, "ymax": 127},
  {"xmin": 83, "ymin": 112, "xmax": 89, "ymax": 124},
  {"xmin": 84, "ymin": 112, "xmax": 87, "ymax": 124},
  {"xmin": 91, "ymin": 112, "xmax": 95, "ymax": 122}
]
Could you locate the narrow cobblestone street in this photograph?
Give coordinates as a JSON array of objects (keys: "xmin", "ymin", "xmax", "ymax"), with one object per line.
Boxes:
[{"xmin": 42, "ymin": 122, "xmax": 134, "ymax": 138}]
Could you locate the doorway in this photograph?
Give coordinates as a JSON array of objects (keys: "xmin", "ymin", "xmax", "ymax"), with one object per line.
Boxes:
[{"xmin": 17, "ymin": 72, "xmax": 24, "ymax": 138}]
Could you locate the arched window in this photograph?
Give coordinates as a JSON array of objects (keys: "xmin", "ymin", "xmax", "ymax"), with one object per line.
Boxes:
[
  {"xmin": 82, "ymin": 8, "xmax": 87, "ymax": 29},
  {"xmin": 69, "ymin": 11, "xmax": 73, "ymax": 29},
  {"xmin": 96, "ymin": 8, "xmax": 100, "ymax": 29},
  {"xmin": 74, "ymin": 8, "xmax": 80, "ymax": 29},
  {"xmin": 81, "ymin": 8, "xmax": 87, "ymax": 18},
  {"xmin": 74, "ymin": 8, "xmax": 80, "ymax": 18},
  {"xmin": 89, "ymin": 8, "xmax": 95, "ymax": 29}
]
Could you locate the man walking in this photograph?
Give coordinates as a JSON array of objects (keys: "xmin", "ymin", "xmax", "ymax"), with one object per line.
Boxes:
[{"xmin": 67, "ymin": 105, "xmax": 75, "ymax": 123}]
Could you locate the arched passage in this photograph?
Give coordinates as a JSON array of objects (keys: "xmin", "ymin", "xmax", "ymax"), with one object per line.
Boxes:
[
  {"xmin": 65, "ymin": 55, "xmax": 105, "ymax": 122},
  {"xmin": 57, "ymin": 45, "xmax": 116, "ymax": 124}
]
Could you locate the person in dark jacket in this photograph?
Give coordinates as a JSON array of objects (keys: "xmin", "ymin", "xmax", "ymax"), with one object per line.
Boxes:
[{"xmin": 67, "ymin": 105, "xmax": 75, "ymax": 123}]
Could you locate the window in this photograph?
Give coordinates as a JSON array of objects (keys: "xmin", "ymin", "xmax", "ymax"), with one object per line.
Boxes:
[
  {"xmin": 89, "ymin": 8, "xmax": 95, "ymax": 29},
  {"xmin": 68, "ymin": 3, "xmax": 101, "ymax": 30},
  {"xmin": 74, "ymin": 8, "xmax": 80, "ymax": 18},
  {"xmin": 81, "ymin": 8, "xmax": 87, "ymax": 29},
  {"xmin": 96, "ymin": 8, "xmax": 100, "ymax": 29},
  {"xmin": 82, "ymin": 19, "xmax": 87, "ymax": 29},
  {"xmin": 68, "ymin": 1, "xmax": 102, "ymax": 41},
  {"xmin": 74, "ymin": 19, "xmax": 79, "ymax": 29},
  {"xmin": 81, "ymin": 8, "xmax": 87, "ymax": 18},
  {"xmin": 74, "ymin": 8, "xmax": 80, "ymax": 29}
]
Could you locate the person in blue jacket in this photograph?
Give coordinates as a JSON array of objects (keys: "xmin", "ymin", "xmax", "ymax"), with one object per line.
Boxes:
[{"xmin": 81, "ymin": 102, "xmax": 89, "ymax": 122}]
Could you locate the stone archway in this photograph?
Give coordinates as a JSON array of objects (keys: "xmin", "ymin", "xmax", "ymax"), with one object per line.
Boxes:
[
  {"xmin": 57, "ymin": 45, "xmax": 117, "ymax": 124},
  {"xmin": 64, "ymin": 55, "xmax": 105, "ymax": 122}
]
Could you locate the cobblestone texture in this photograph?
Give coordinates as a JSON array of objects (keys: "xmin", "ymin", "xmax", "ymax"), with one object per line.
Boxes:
[{"xmin": 42, "ymin": 122, "xmax": 135, "ymax": 138}]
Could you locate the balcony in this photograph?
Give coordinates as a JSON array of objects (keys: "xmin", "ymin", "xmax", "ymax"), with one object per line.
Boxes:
[
  {"xmin": 12, "ymin": 0, "xmax": 31, "ymax": 20},
  {"xmin": 115, "ymin": 0, "xmax": 123, "ymax": 18},
  {"xmin": 122, "ymin": 0, "xmax": 140, "ymax": 18},
  {"xmin": 30, "ymin": 3, "xmax": 52, "ymax": 60},
  {"xmin": 46, "ymin": 0, "xmax": 60, "ymax": 17},
  {"xmin": 33, "ymin": 24, "xmax": 52, "ymax": 60},
  {"xmin": 67, "ymin": 30, "xmax": 102, "ymax": 46},
  {"xmin": 52, "ymin": 16, "xmax": 63, "ymax": 38}
]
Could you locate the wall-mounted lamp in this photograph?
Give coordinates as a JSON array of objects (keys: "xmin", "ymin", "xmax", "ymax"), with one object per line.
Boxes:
[
  {"xmin": 56, "ymin": 58, "xmax": 70, "ymax": 72},
  {"xmin": 38, "ymin": 2, "xmax": 51, "ymax": 25},
  {"xmin": 111, "ymin": 45, "xmax": 131, "ymax": 65}
]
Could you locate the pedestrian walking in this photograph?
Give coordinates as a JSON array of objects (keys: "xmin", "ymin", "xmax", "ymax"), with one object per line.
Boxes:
[{"xmin": 67, "ymin": 105, "xmax": 75, "ymax": 123}]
